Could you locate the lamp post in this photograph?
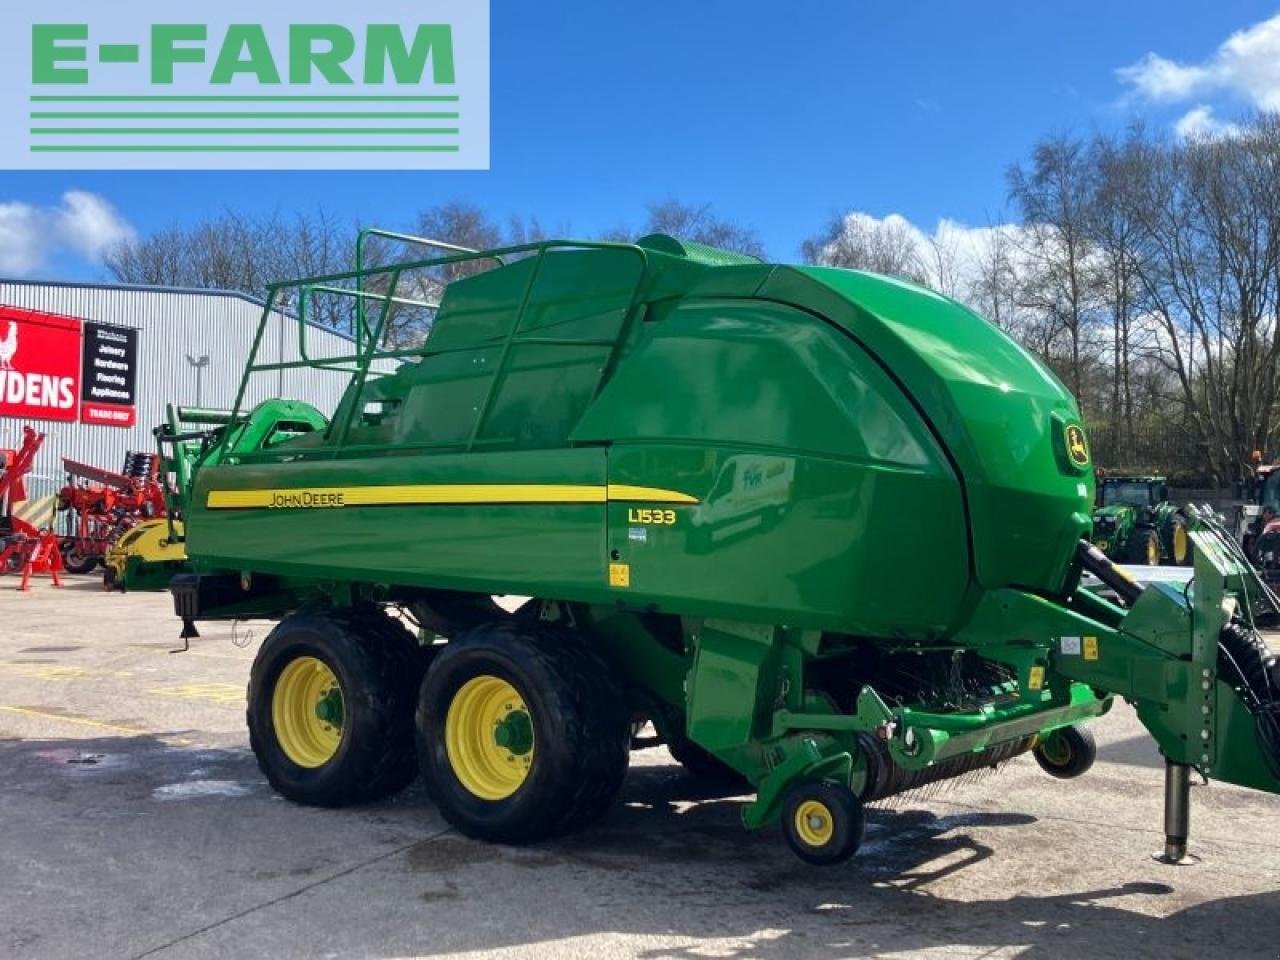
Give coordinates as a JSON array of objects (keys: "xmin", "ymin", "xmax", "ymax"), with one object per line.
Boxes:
[{"xmin": 185, "ymin": 354, "xmax": 210, "ymax": 407}]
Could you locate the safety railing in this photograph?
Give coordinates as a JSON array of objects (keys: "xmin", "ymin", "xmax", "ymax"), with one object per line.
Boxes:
[{"xmin": 215, "ymin": 236, "xmax": 653, "ymax": 463}]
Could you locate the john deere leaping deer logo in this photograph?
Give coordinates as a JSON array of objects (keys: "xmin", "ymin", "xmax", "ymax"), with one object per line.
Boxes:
[{"xmin": 1065, "ymin": 424, "xmax": 1090, "ymax": 467}]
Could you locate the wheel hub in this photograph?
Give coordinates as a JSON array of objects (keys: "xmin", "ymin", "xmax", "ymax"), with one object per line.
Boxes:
[
  {"xmin": 271, "ymin": 656, "xmax": 345, "ymax": 769},
  {"xmin": 492, "ymin": 708, "xmax": 533, "ymax": 755},
  {"xmin": 314, "ymin": 686, "xmax": 344, "ymax": 727},
  {"xmin": 793, "ymin": 800, "xmax": 834, "ymax": 847},
  {"xmin": 445, "ymin": 675, "xmax": 535, "ymax": 800}
]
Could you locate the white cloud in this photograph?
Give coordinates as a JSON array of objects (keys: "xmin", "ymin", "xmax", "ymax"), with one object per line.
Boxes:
[
  {"xmin": 813, "ymin": 210, "xmax": 1029, "ymax": 299},
  {"xmin": 0, "ymin": 191, "xmax": 134, "ymax": 278},
  {"xmin": 1117, "ymin": 13, "xmax": 1280, "ymax": 111},
  {"xmin": 1173, "ymin": 105, "xmax": 1242, "ymax": 140}
]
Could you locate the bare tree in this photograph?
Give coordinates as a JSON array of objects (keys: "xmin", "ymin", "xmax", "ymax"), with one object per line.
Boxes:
[
  {"xmin": 1007, "ymin": 134, "xmax": 1101, "ymax": 404},
  {"xmin": 966, "ymin": 218, "xmax": 1023, "ymax": 332},
  {"xmin": 925, "ymin": 229, "xmax": 964, "ymax": 299},
  {"xmin": 611, "ymin": 199, "xmax": 766, "ymax": 258},
  {"xmin": 1087, "ymin": 131, "xmax": 1148, "ymax": 449},
  {"xmin": 801, "ymin": 212, "xmax": 926, "ymax": 282},
  {"xmin": 1117, "ymin": 116, "xmax": 1280, "ymax": 483}
]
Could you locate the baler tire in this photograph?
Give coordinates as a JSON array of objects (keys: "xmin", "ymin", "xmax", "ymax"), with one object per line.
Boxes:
[
  {"xmin": 665, "ymin": 733, "xmax": 751, "ymax": 789},
  {"xmin": 416, "ymin": 621, "xmax": 630, "ymax": 844},
  {"xmin": 247, "ymin": 607, "xmax": 425, "ymax": 808},
  {"xmin": 1033, "ymin": 724, "xmax": 1097, "ymax": 780},
  {"xmin": 781, "ymin": 780, "xmax": 865, "ymax": 866}
]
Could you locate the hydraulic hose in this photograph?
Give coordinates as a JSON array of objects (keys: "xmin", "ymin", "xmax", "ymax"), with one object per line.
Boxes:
[
  {"xmin": 1217, "ymin": 621, "xmax": 1280, "ymax": 780},
  {"xmin": 1076, "ymin": 539, "xmax": 1145, "ymax": 606}
]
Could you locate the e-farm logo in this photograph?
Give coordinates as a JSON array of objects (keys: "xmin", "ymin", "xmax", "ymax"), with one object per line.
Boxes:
[{"xmin": 1, "ymin": 1, "xmax": 489, "ymax": 170}]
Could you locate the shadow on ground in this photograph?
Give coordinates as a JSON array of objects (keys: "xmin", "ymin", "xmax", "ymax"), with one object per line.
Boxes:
[
  {"xmin": 399, "ymin": 762, "xmax": 1280, "ymax": 960},
  {"xmin": 1, "ymin": 735, "xmax": 1275, "ymax": 960}
]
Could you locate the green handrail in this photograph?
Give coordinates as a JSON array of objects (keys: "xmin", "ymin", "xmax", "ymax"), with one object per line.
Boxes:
[{"xmin": 217, "ymin": 237, "xmax": 653, "ymax": 464}]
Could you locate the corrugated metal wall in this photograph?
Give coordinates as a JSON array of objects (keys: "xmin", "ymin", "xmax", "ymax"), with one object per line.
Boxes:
[{"xmin": 0, "ymin": 279, "xmax": 358, "ymax": 519}]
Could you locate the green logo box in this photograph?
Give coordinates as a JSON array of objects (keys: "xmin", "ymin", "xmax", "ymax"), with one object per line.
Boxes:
[{"xmin": 3, "ymin": 0, "xmax": 489, "ymax": 169}]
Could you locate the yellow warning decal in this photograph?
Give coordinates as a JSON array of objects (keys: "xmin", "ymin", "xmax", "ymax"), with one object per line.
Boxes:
[
  {"xmin": 208, "ymin": 483, "xmax": 699, "ymax": 510},
  {"xmin": 1028, "ymin": 666, "xmax": 1046, "ymax": 690},
  {"xmin": 608, "ymin": 563, "xmax": 631, "ymax": 588},
  {"xmin": 1083, "ymin": 636, "xmax": 1099, "ymax": 661}
]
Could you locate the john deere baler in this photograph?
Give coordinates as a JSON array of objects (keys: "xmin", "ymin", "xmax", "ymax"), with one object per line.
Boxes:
[{"xmin": 165, "ymin": 233, "xmax": 1280, "ymax": 864}]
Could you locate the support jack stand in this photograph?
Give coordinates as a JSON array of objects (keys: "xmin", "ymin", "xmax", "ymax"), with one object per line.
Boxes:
[{"xmin": 1152, "ymin": 761, "xmax": 1200, "ymax": 865}]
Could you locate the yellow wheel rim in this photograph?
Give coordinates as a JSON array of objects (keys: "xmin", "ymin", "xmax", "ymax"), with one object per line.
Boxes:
[
  {"xmin": 272, "ymin": 656, "xmax": 344, "ymax": 768},
  {"xmin": 445, "ymin": 675, "xmax": 534, "ymax": 801},
  {"xmin": 1147, "ymin": 536, "xmax": 1160, "ymax": 566},
  {"xmin": 794, "ymin": 799, "xmax": 835, "ymax": 848},
  {"xmin": 1174, "ymin": 525, "xmax": 1189, "ymax": 563}
]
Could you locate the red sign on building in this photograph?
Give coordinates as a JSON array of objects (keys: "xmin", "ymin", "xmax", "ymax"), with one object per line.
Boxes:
[{"xmin": 0, "ymin": 306, "xmax": 83, "ymax": 424}]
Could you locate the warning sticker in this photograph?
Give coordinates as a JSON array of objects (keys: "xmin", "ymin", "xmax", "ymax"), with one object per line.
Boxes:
[
  {"xmin": 608, "ymin": 562, "xmax": 630, "ymax": 588},
  {"xmin": 1060, "ymin": 636, "xmax": 1082, "ymax": 655},
  {"xmin": 1083, "ymin": 636, "xmax": 1099, "ymax": 661},
  {"xmin": 1028, "ymin": 666, "xmax": 1046, "ymax": 690}
]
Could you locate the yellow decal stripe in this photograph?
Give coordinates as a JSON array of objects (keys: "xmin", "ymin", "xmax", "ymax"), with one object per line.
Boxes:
[
  {"xmin": 606, "ymin": 484, "xmax": 700, "ymax": 504},
  {"xmin": 207, "ymin": 483, "xmax": 699, "ymax": 510}
]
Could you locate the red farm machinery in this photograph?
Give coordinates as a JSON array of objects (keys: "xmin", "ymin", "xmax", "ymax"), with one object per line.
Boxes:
[
  {"xmin": 57, "ymin": 451, "xmax": 167, "ymax": 574},
  {"xmin": 0, "ymin": 426, "xmax": 63, "ymax": 589}
]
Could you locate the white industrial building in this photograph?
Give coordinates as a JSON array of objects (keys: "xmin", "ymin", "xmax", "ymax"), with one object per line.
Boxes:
[{"xmin": 0, "ymin": 279, "xmax": 357, "ymax": 523}]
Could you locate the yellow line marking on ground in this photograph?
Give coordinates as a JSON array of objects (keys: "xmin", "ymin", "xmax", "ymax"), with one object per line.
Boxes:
[
  {"xmin": 148, "ymin": 682, "xmax": 245, "ymax": 705},
  {"xmin": 166, "ymin": 649, "xmax": 256, "ymax": 662},
  {"xmin": 0, "ymin": 705, "xmax": 193, "ymax": 745},
  {"xmin": 0, "ymin": 661, "xmax": 142, "ymax": 680},
  {"xmin": 0, "ymin": 662, "xmax": 90, "ymax": 680}
]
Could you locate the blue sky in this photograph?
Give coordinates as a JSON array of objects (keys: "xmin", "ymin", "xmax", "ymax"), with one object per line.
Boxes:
[{"xmin": 3, "ymin": 0, "xmax": 1279, "ymax": 280}]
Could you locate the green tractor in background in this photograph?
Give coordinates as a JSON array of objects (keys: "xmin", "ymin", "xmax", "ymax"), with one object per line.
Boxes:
[{"xmin": 1091, "ymin": 475, "xmax": 1191, "ymax": 567}]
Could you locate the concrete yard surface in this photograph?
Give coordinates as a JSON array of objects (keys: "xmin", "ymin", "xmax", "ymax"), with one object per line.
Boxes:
[{"xmin": 0, "ymin": 578, "xmax": 1277, "ymax": 960}]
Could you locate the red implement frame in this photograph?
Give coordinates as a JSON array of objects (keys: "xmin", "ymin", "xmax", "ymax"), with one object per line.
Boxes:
[
  {"xmin": 0, "ymin": 426, "xmax": 63, "ymax": 585},
  {"xmin": 57, "ymin": 453, "xmax": 167, "ymax": 569}
]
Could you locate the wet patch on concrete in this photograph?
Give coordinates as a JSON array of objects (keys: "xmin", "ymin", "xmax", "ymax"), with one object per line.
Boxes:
[
  {"xmin": 152, "ymin": 779, "xmax": 255, "ymax": 801},
  {"xmin": 419, "ymin": 880, "xmax": 461, "ymax": 903},
  {"xmin": 407, "ymin": 835, "xmax": 502, "ymax": 873}
]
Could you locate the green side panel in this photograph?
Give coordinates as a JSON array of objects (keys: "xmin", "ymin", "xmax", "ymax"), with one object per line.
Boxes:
[
  {"xmin": 573, "ymin": 298, "xmax": 969, "ymax": 634},
  {"xmin": 425, "ymin": 247, "xmax": 642, "ymax": 352},
  {"xmin": 1213, "ymin": 686, "xmax": 1280, "ymax": 792},
  {"xmin": 337, "ymin": 247, "xmax": 647, "ymax": 451},
  {"xmin": 364, "ymin": 347, "xmax": 501, "ymax": 449},
  {"xmin": 573, "ymin": 299, "xmax": 943, "ymax": 464},
  {"xmin": 752, "ymin": 266, "xmax": 1093, "ymax": 596},
  {"xmin": 187, "ymin": 448, "xmax": 608, "ymax": 596},
  {"xmin": 605, "ymin": 446, "xmax": 967, "ymax": 633},
  {"xmin": 685, "ymin": 621, "xmax": 779, "ymax": 769},
  {"xmin": 476, "ymin": 343, "xmax": 614, "ymax": 448}
]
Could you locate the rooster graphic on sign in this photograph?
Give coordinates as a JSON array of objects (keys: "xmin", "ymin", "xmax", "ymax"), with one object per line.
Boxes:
[{"xmin": 0, "ymin": 321, "xmax": 16, "ymax": 371}]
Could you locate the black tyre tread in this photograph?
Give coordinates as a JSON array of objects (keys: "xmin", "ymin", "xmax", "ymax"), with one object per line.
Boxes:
[
  {"xmin": 247, "ymin": 605, "xmax": 427, "ymax": 807},
  {"xmin": 780, "ymin": 780, "xmax": 865, "ymax": 866},
  {"xmin": 418, "ymin": 620, "xmax": 629, "ymax": 842},
  {"xmin": 1033, "ymin": 723, "xmax": 1097, "ymax": 780},
  {"xmin": 328, "ymin": 605, "xmax": 434, "ymax": 802}
]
